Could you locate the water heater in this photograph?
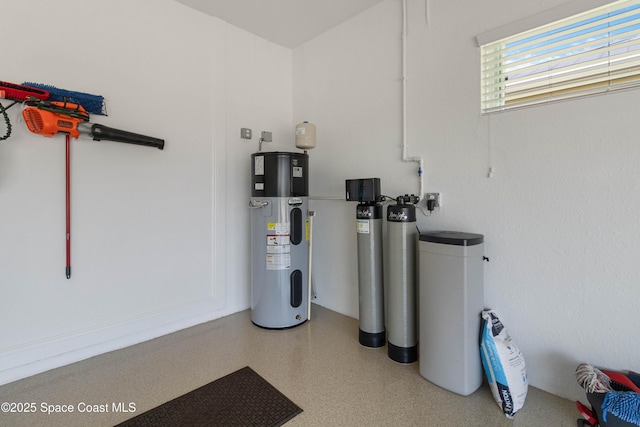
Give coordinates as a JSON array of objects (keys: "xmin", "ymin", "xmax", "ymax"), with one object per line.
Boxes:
[{"xmin": 250, "ymin": 152, "xmax": 309, "ymax": 329}]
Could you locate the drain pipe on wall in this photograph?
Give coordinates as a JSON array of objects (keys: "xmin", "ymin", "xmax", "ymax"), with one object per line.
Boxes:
[
  {"xmin": 401, "ymin": 0, "xmax": 424, "ymax": 200},
  {"xmin": 307, "ymin": 210, "xmax": 315, "ymax": 321}
]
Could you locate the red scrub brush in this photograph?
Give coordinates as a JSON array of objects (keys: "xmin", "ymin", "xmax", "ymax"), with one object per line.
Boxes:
[
  {"xmin": 0, "ymin": 80, "xmax": 50, "ymax": 140},
  {"xmin": 0, "ymin": 80, "xmax": 49, "ymax": 102}
]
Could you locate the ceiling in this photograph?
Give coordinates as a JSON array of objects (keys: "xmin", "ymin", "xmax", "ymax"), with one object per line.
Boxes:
[{"xmin": 175, "ymin": 0, "xmax": 385, "ymax": 48}]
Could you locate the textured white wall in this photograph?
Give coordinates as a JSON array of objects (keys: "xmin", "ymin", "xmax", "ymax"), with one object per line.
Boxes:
[
  {"xmin": 3, "ymin": 0, "xmax": 637, "ymax": 403},
  {"xmin": 0, "ymin": 0, "xmax": 292, "ymax": 385},
  {"xmin": 294, "ymin": 0, "xmax": 640, "ymax": 401},
  {"xmin": 221, "ymin": 26, "xmax": 295, "ymax": 312}
]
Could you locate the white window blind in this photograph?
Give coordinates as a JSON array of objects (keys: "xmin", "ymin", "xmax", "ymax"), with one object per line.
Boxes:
[{"xmin": 481, "ymin": 0, "xmax": 640, "ymax": 113}]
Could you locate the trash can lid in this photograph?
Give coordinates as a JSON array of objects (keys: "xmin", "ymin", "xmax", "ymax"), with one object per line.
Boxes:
[{"xmin": 419, "ymin": 231, "xmax": 484, "ymax": 246}]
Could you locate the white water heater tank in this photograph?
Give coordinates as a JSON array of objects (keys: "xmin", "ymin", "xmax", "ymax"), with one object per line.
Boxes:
[{"xmin": 295, "ymin": 121, "xmax": 316, "ymax": 150}]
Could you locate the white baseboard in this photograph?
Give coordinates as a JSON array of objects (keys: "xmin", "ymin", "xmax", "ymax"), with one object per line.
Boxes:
[{"xmin": 0, "ymin": 297, "xmax": 235, "ymax": 386}]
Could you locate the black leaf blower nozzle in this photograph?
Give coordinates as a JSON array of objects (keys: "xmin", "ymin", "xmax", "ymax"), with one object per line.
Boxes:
[{"xmin": 78, "ymin": 122, "xmax": 164, "ymax": 150}]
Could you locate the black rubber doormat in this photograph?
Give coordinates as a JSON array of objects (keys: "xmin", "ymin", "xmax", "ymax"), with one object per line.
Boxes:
[{"xmin": 115, "ymin": 366, "xmax": 302, "ymax": 427}]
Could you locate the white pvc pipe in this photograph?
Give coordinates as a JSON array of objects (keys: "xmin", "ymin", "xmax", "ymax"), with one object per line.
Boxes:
[
  {"xmin": 401, "ymin": 0, "xmax": 425, "ymax": 200},
  {"xmin": 402, "ymin": 0, "xmax": 408, "ymax": 161},
  {"xmin": 307, "ymin": 210, "xmax": 315, "ymax": 321}
]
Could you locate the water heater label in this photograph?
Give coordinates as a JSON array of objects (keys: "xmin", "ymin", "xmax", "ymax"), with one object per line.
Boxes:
[
  {"xmin": 357, "ymin": 219, "xmax": 370, "ymax": 234},
  {"xmin": 254, "ymin": 156, "xmax": 264, "ymax": 176},
  {"xmin": 296, "ymin": 127, "xmax": 306, "ymax": 135},
  {"xmin": 266, "ymin": 231, "xmax": 291, "ymax": 270},
  {"xmin": 266, "ymin": 235, "xmax": 290, "ymax": 249},
  {"xmin": 255, "ymin": 183, "xmax": 264, "ymax": 190},
  {"xmin": 267, "ymin": 222, "xmax": 290, "ymax": 235},
  {"xmin": 292, "ymin": 167, "xmax": 303, "ymax": 178},
  {"xmin": 266, "ymin": 254, "xmax": 291, "ymax": 270}
]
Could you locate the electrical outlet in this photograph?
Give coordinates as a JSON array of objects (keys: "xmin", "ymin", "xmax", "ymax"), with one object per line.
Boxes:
[
  {"xmin": 426, "ymin": 193, "xmax": 441, "ymax": 207},
  {"xmin": 241, "ymin": 128, "xmax": 252, "ymax": 139}
]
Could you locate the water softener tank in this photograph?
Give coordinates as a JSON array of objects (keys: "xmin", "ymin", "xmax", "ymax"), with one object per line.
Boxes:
[
  {"xmin": 356, "ymin": 202, "xmax": 385, "ymax": 347},
  {"xmin": 386, "ymin": 197, "xmax": 418, "ymax": 363},
  {"xmin": 250, "ymin": 152, "xmax": 309, "ymax": 329},
  {"xmin": 418, "ymin": 231, "xmax": 484, "ymax": 396}
]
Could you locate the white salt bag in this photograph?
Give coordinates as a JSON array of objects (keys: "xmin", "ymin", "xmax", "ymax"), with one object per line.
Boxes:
[{"xmin": 480, "ymin": 309, "xmax": 528, "ymax": 418}]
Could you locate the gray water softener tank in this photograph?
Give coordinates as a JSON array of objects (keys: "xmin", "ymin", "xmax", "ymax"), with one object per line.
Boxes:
[
  {"xmin": 356, "ymin": 202, "xmax": 385, "ymax": 348},
  {"xmin": 250, "ymin": 152, "xmax": 309, "ymax": 329},
  {"xmin": 418, "ymin": 231, "xmax": 484, "ymax": 396},
  {"xmin": 346, "ymin": 178, "xmax": 385, "ymax": 348},
  {"xmin": 386, "ymin": 201, "xmax": 418, "ymax": 363}
]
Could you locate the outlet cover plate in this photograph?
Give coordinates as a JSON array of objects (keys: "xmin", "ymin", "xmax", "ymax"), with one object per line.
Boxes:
[
  {"xmin": 241, "ymin": 128, "xmax": 252, "ymax": 139},
  {"xmin": 426, "ymin": 193, "xmax": 441, "ymax": 207}
]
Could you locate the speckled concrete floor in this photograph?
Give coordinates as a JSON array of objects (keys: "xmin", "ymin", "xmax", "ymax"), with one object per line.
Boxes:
[{"xmin": 0, "ymin": 305, "xmax": 578, "ymax": 426}]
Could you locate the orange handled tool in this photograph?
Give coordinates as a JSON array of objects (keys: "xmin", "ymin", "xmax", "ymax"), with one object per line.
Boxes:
[
  {"xmin": 22, "ymin": 102, "xmax": 86, "ymax": 139},
  {"xmin": 22, "ymin": 102, "xmax": 85, "ymax": 279},
  {"xmin": 21, "ymin": 99, "xmax": 163, "ymax": 279},
  {"xmin": 22, "ymin": 102, "xmax": 164, "ymax": 149}
]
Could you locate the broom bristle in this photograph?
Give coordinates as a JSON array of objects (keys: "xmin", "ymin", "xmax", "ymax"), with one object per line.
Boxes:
[
  {"xmin": 576, "ymin": 362, "xmax": 612, "ymax": 393},
  {"xmin": 602, "ymin": 391, "xmax": 640, "ymax": 424},
  {"xmin": 22, "ymin": 82, "xmax": 107, "ymax": 116}
]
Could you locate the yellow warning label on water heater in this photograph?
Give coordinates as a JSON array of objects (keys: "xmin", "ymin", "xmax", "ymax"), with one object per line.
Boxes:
[
  {"xmin": 267, "ymin": 222, "xmax": 290, "ymax": 235},
  {"xmin": 306, "ymin": 220, "xmax": 309, "ymax": 241}
]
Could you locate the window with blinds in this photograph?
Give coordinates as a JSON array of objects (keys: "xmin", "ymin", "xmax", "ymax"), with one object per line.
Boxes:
[{"xmin": 481, "ymin": 0, "xmax": 640, "ymax": 113}]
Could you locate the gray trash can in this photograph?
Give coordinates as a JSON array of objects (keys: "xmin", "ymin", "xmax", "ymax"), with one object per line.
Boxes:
[{"xmin": 418, "ymin": 231, "xmax": 484, "ymax": 396}]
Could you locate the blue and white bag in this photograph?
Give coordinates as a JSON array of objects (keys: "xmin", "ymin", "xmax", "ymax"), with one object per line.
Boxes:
[{"xmin": 480, "ymin": 309, "xmax": 528, "ymax": 418}]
